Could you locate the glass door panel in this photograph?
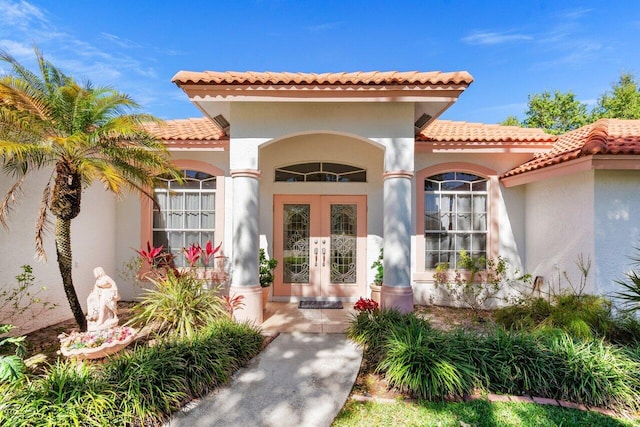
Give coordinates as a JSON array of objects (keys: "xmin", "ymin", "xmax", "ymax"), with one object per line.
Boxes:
[
  {"xmin": 283, "ymin": 204, "xmax": 310, "ymax": 283},
  {"xmin": 329, "ymin": 204, "xmax": 357, "ymax": 283},
  {"xmin": 274, "ymin": 195, "xmax": 366, "ymax": 298}
]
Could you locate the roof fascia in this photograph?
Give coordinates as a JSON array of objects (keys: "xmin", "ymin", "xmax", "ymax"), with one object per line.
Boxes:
[
  {"xmin": 500, "ymin": 155, "xmax": 640, "ymax": 187},
  {"xmin": 179, "ymin": 84, "xmax": 469, "ymax": 103},
  {"xmin": 416, "ymin": 142, "xmax": 554, "ymax": 154}
]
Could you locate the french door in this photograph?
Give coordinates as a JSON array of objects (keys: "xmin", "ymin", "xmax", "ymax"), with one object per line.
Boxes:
[{"xmin": 273, "ymin": 195, "xmax": 367, "ymax": 298}]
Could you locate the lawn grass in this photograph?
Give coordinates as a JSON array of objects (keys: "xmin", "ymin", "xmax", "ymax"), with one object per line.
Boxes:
[{"xmin": 333, "ymin": 399, "xmax": 638, "ymax": 427}]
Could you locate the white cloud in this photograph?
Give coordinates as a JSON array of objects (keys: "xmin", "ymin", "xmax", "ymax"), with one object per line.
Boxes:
[
  {"xmin": 555, "ymin": 7, "xmax": 592, "ymax": 21},
  {"xmin": 0, "ymin": 0, "xmax": 47, "ymax": 25},
  {"xmin": 462, "ymin": 31, "xmax": 533, "ymax": 46},
  {"xmin": 100, "ymin": 33, "xmax": 141, "ymax": 49}
]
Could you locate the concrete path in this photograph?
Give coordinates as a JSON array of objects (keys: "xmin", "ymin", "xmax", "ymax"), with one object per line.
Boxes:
[{"xmin": 167, "ymin": 333, "xmax": 363, "ymax": 427}]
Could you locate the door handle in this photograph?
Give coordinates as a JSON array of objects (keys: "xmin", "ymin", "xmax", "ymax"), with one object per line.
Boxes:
[
  {"xmin": 322, "ymin": 248, "xmax": 326, "ymax": 266},
  {"xmin": 314, "ymin": 247, "xmax": 318, "ymax": 267}
]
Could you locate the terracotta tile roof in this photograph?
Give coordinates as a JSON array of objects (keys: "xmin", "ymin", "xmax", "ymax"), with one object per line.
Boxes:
[
  {"xmin": 172, "ymin": 70, "xmax": 473, "ymax": 86},
  {"xmin": 419, "ymin": 120, "xmax": 556, "ymax": 143},
  {"xmin": 144, "ymin": 118, "xmax": 226, "ymax": 142},
  {"xmin": 502, "ymin": 119, "xmax": 640, "ymax": 178}
]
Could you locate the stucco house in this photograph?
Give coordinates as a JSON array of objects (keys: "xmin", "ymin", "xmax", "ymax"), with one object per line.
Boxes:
[{"xmin": 2, "ymin": 70, "xmax": 639, "ymax": 331}]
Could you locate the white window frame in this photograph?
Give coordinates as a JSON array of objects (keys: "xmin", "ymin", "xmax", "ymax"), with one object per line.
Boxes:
[
  {"xmin": 153, "ymin": 171, "xmax": 217, "ymax": 267},
  {"xmin": 414, "ymin": 163, "xmax": 499, "ymax": 282},
  {"xmin": 424, "ymin": 172, "xmax": 488, "ymax": 269}
]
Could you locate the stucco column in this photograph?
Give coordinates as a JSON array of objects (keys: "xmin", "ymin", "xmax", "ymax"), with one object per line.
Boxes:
[
  {"xmin": 229, "ymin": 169, "xmax": 263, "ymax": 324},
  {"xmin": 382, "ymin": 170, "xmax": 414, "ymax": 312}
]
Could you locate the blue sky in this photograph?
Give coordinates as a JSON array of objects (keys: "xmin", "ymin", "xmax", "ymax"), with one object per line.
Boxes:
[{"xmin": 1, "ymin": 0, "xmax": 639, "ymax": 124}]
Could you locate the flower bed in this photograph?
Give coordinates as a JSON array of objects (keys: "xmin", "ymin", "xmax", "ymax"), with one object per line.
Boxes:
[{"xmin": 59, "ymin": 326, "xmax": 137, "ymax": 359}]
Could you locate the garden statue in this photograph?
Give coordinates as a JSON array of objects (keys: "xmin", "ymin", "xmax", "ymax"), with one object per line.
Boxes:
[{"xmin": 86, "ymin": 267, "xmax": 121, "ymax": 331}]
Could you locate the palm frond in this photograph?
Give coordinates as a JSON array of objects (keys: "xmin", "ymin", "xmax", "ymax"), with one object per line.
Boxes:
[
  {"xmin": 0, "ymin": 76, "xmax": 52, "ymax": 122},
  {"xmin": 34, "ymin": 45, "xmax": 69, "ymax": 97},
  {"xmin": 0, "ymin": 140, "xmax": 55, "ymax": 166},
  {"xmin": 0, "ymin": 47, "xmax": 46, "ymax": 95},
  {"xmin": 35, "ymin": 180, "xmax": 53, "ymax": 261},
  {"xmin": 0, "ymin": 175, "xmax": 24, "ymax": 229}
]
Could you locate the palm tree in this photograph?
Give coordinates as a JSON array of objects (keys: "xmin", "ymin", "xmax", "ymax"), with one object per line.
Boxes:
[{"xmin": 0, "ymin": 47, "xmax": 180, "ymax": 330}]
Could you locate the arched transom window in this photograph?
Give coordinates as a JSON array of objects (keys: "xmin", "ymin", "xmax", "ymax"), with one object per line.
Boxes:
[
  {"xmin": 153, "ymin": 169, "xmax": 216, "ymax": 266},
  {"xmin": 424, "ymin": 172, "xmax": 488, "ymax": 269},
  {"xmin": 275, "ymin": 162, "xmax": 366, "ymax": 182}
]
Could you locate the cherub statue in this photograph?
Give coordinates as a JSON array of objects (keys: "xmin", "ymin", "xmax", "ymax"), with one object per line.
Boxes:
[{"xmin": 86, "ymin": 267, "xmax": 121, "ymax": 331}]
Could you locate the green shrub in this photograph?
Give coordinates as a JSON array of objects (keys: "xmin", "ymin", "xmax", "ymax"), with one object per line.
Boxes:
[
  {"xmin": 346, "ymin": 308, "xmax": 414, "ymax": 363},
  {"xmin": 494, "ymin": 297, "xmax": 552, "ymax": 330},
  {"xmin": 473, "ymin": 328, "xmax": 561, "ymax": 397},
  {"xmin": 548, "ymin": 333, "xmax": 640, "ymax": 410},
  {"xmin": 495, "ymin": 293, "xmax": 624, "ymax": 342},
  {"xmin": 607, "ymin": 314, "xmax": 640, "ymax": 345},
  {"xmin": 350, "ymin": 310, "xmax": 640, "ymax": 410},
  {"xmin": 259, "ymin": 248, "xmax": 278, "ymax": 288},
  {"xmin": 379, "ymin": 318, "xmax": 477, "ymax": 400},
  {"xmin": 0, "ymin": 318, "xmax": 263, "ymax": 426},
  {"xmin": 1, "ymin": 360, "xmax": 116, "ymax": 427},
  {"xmin": 129, "ymin": 270, "xmax": 227, "ymax": 339}
]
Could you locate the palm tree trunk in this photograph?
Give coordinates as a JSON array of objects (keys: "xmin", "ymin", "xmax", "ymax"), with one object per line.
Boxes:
[{"xmin": 55, "ymin": 217, "xmax": 87, "ymax": 331}]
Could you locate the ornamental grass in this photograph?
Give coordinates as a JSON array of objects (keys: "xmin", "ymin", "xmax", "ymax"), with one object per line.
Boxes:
[
  {"xmin": 0, "ymin": 319, "xmax": 263, "ymax": 427},
  {"xmin": 348, "ymin": 308, "xmax": 640, "ymax": 411}
]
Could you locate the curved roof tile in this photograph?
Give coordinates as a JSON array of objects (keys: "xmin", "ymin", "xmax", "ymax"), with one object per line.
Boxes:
[
  {"xmin": 143, "ymin": 118, "xmax": 225, "ymax": 141},
  {"xmin": 172, "ymin": 70, "xmax": 474, "ymax": 86},
  {"xmin": 419, "ymin": 120, "xmax": 556, "ymax": 143},
  {"xmin": 502, "ymin": 119, "xmax": 640, "ymax": 178}
]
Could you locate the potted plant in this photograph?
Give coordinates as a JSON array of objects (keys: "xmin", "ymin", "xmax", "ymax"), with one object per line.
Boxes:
[
  {"xmin": 259, "ymin": 249, "xmax": 278, "ymax": 306},
  {"xmin": 370, "ymin": 248, "xmax": 383, "ymax": 303}
]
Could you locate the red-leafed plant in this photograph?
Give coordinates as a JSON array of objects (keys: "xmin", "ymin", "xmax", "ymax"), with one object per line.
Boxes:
[
  {"xmin": 183, "ymin": 243, "xmax": 202, "ymax": 267},
  {"xmin": 224, "ymin": 294, "xmax": 245, "ymax": 318},
  {"xmin": 135, "ymin": 241, "xmax": 165, "ymax": 266},
  {"xmin": 202, "ymin": 241, "xmax": 222, "ymax": 267},
  {"xmin": 354, "ymin": 297, "xmax": 379, "ymax": 313}
]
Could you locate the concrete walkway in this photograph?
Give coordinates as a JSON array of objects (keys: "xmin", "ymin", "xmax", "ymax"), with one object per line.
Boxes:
[{"xmin": 167, "ymin": 332, "xmax": 363, "ymax": 427}]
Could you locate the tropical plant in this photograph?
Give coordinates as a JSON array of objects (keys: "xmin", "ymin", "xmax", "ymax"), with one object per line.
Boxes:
[
  {"xmin": 0, "ymin": 47, "xmax": 180, "ymax": 331},
  {"xmin": 129, "ymin": 270, "xmax": 227, "ymax": 339},
  {"xmin": 0, "ymin": 324, "xmax": 27, "ymax": 383},
  {"xmin": 223, "ymin": 294, "xmax": 245, "ymax": 318},
  {"xmin": 259, "ymin": 248, "xmax": 278, "ymax": 288},
  {"xmin": 371, "ymin": 248, "xmax": 384, "ymax": 286},
  {"xmin": 614, "ymin": 247, "xmax": 640, "ymax": 314}
]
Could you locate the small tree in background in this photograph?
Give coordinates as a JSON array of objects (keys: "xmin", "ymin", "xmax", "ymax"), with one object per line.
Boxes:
[
  {"xmin": 501, "ymin": 72, "xmax": 640, "ymax": 132},
  {"xmin": 592, "ymin": 73, "xmax": 640, "ymax": 120}
]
